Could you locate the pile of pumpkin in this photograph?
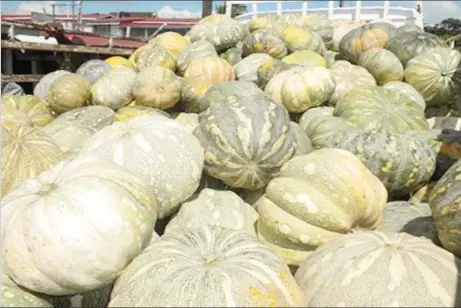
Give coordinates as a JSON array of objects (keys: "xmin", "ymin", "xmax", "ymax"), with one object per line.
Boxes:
[{"xmin": 2, "ymin": 13, "xmax": 461, "ymax": 307}]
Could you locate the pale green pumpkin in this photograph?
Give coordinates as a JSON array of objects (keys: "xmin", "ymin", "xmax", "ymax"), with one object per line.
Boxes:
[
  {"xmin": 47, "ymin": 74, "xmax": 91, "ymax": 115},
  {"xmin": 395, "ymin": 23, "xmax": 424, "ymax": 35},
  {"xmin": 76, "ymin": 59, "xmax": 112, "ymax": 85},
  {"xmin": 280, "ymin": 26, "xmax": 326, "ymax": 55},
  {"xmin": 2, "ymin": 94, "xmax": 54, "ymax": 127},
  {"xmin": 290, "ymin": 121, "xmax": 313, "ymax": 156},
  {"xmin": 135, "ymin": 44, "xmax": 177, "ymax": 72},
  {"xmin": 33, "ymin": 70, "xmax": 71, "ymax": 101},
  {"xmin": 1, "ymin": 274, "xmax": 53, "ymax": 307},
  {"xmin": 184, "ymin": 55, "xmax": 235, "ymax": 84},
  {"xmin": 357, "ymin": 47, "xmax": 404, "ymax": 85},
  {"xmin": 242, "ymin": 30, "xmax": 288, "ymax": 59},
  {"xmin": 257, "ymin": 59, "xmax": 297, "ymax": 89},
  {"xmin": 114, "ymin": 105, "xmax": 171, "ymax": 122},
  {"xmin": 281, "ymin": 50, "xmax": 327, "ymax": 68},
  {"xmin": 219, "ymin": 45, "xmax": 243, "ymax": 65},
  {"xmin": 233, "ymin": 53, "xmax": 273, "ymax": 84},
  {"xmin": 180, "ymin": 76, "xmax": 214, "ymax": 113},
  {"xmin": 176, "ymin": 40, "xmax": 218, "ymax": 76},
  {"xmin": 383, "ymin": 81, "xmax": 426, "ymax": 110}
]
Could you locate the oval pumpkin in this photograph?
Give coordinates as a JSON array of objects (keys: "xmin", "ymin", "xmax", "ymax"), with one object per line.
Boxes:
[{"xmin": 357, "ymin": 47, "xmax": 404, "ymax": 85}]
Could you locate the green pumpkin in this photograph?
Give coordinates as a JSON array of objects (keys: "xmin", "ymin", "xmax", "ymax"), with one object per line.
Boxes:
[
  {"xmin": 290, "ymin": 121, "xmax": 313, "ymax": 156},
  {"xmin": 47, "ymin": 73, "xmax": 91, "ymax": 114},
  {"xmin": 233, "ymin": 53, "xmax": 273, "ymax": 84},
  {"xmin": 179, "ymin": 76, "xmax": 214, "ymax": 113},
  {"xmin": 404, "ymin": 47, "xmax": 461, "ymax": 107},
  {"xmin": 324, "ymin": 129, "xmax": 436, "ymax": 197},
  {"xmin": 385, "ymin": 31, "xmax": 447, "ymax": 66},
  {"xmin": 193, "ymin": 93, "xmax": 296, "ymax": 190},
  {"xmin": 257, "ymin": 59, "xmax": 297, "ymax": 89},
  {"xmin": 299, "ymin": 14, "xmax": 334, "ymax": 49},
  {"xmin": 383, "ymin": 81, "xmax": 426, "ymax": 110},
  {"xmin": 409, "ymin": 182, "xmax": 437, "ymax": 205},
  {"xmin": 333, "ymin": 86, "xmax": 428, "ymax": 133},
  {"xmin": 1, "ymin": 274, "xmax": 53, "ymax": 307},
  {"xmin": 219, "ymin": 45, "xmax": 243, "ymax": 65},
  {"xmin": 176, "ymin": 40, "xmax": 217, "ymax": 76},
  {"xmin": 395, "ymin": 23, "xmax": 424, "ymax": 35},
  {"xmin": 135, "ymin": 44, "xmax": 177, "ymax": 72},
  {"xmin": 281, "ymin": 50, "xmax": 327, "ymax": 68},
  {"xmin": 357, "ymin": 47, "xmax": 404, "ymax": 85},
  {"xmin": 280, "ymin": 26, "xmax": 326, "ymax": 55},
  {"xmin": 242, "ymin": 30, "xmax": 288, "ymax": 59}
]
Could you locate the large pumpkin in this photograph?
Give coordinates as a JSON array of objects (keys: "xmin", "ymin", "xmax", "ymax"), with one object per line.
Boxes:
[
  {"xmin": 299, "ymin": 14, "xmax": 334, "ymax": 48},
  {"xmin": 76, "ymin": 59, "xmax": 112, "ymax": 85},
  {"xmin": 135, "ymin": 44, "xmax": 177, "ymax": 72},
  {"xmin": 357, "ymin": 47, "xmax": 404, "ymax": 85},
  {"xmin": 282, "ymin": 50, "xmax": 327, "ymax": 68},
  {"xmin": 108, "ymin": 226, "xmax": 306, "ymax": 307},
  {"xmin": 176, "ymin": 40, "xmax": 218, "ymax": 76},
  {"xmin": 265, "ymin": 66, "xmax": 335, "ymax": 113},
  {"xmin": 383, "ymin": 81, "xmax": 426, "ymax": 110},
  {"xmin": 2, "ymin": 94, "xmax": 54, "ymax": 127},
  {"xmin": 47, "ymin": 74, "xmax": 91, "ymax": 114},
  {"xmin": 254, "ymin": 148, "xmax": 387, "ymax": 266},
  {"xmin": 331, "ymin": 20, "xmax": 367, "ymax": 52},
  {"xmin": 242, "ymin": 30, "xmax": 287, "ymax": 59},
  {"xmin": 280, "ymin": 26, "xmax": 326, "ymax": 55},
  {"xmin": 404, "ymin": 47, "xmax": 461, "ymax": 106},
  {"xmin": 295, "ymin": 230, "xmax": 461, "ymax": 307},
  {"xmin": 233, "ymin": 53, "xmax": 273, "ymax": 84},
  {"xmin": 257, "ymin": 59, "xmax": 296, "ymax": 89},
  {"xmin": 33, "ymin": 70, "xmax": 71, "ymax": 101},
  {"xmin": 78, "ymin": 115, "xmax": 204, "ymax": 218},
  {"xmin": 184, "ymin": 55, "xmax": 235, "ymax": 84},
  {"xmin": 148, "ymin": 31, "xmax": 190, "ymax": 57},
  {"xmin": 193, "ymin": 94, "xmax": 296, "ymax": 190}
]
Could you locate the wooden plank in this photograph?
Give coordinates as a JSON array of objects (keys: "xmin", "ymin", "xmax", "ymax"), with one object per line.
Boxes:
[
  {"xmin": 1, "ymin": 40, "xmax": 135, "ymax": 55},
  {"xmin": 1, "ymin": 74, "xmax": 45, "ymax": 83}
]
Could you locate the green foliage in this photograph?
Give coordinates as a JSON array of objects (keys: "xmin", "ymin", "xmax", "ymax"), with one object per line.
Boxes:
[{"xmin": 425, "ymin": 18, "xmax": 461, "ymax": 47}]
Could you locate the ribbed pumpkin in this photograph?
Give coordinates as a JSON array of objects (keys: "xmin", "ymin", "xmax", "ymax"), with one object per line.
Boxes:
[
  {"xmin": 328, "ymin": 60, "xmax": 376, "ymax": 106},
  {"xmin": 33, "ymin": 70, "xmax": 71, "ymax": 101},
  {"xmin": 1, "ymin": 274, "xmax": 53, "ymax": 307},
  {"xmin": 148, "ymin": 31, "xmax": 190, "ymax": 57},
  {"xmin": 290, "ymin": 122, "xmax": 313, "ymax": 156},
  {"xmin": 1, "ymin": 124, "xmax": 63, "ymax": 197},
  {"xmin": 114, "ymin": 105, "xmax": 170, "ymax": 122},
  {"xmin": 193, "ymin": 94, "xmax": 296, "ymax": 190},
  {"xmin": 280, "ymin": 26, "xmax": 326, "ymax": 55},
  {"xmin": 339, "ymin": 22, "xmax": 396, "ymax": 63},
  {"xmin": 334, "ymin": 87, "xmax": 428, "ymax": 133},
  {"xmin": 298, "ymin": 106, "xmax": 355, "ymax": 148},
  {"xmin": 295, "ymin": 230, "xmax": 461, "ymax": 307},
  {"xmin": 219, "ymin": 45, "xmax": 243, "ymax": 65},
  {"xmin": 299, "ymin": 14, "xmax": 334, "ymax": 48},
  {"xmin": 128, "ymin": 44, "xmax": 151, "ymax": 68},
  {"xmin": 78, "ymin": 115, "xmax": 204, "ymax": 218},
  {"xmin": 184, "ymin": 55, "xmax": 235, "ymax": 84},
  {"xmin": 2, "ymin": 94, "xmax": 54, "ymax": 127},
  {"xmin": 1, "ymin": 156, "xmax": 157, "ymax": 295},
  {"xmin": 233, "ymin": 53, "xmax": 273, "ymax": 84},
  {"xmin": 265, "ymin": 66, "xmax": 335, "ymax": 113},
  {"xmin": 165, "ymin": 188, "xmax": 259, "ymax": 236},
  {"xmin": 429, "ymin": 158, "xmax": 461, "ymax": 256},
  {"xmin": 108, "ymin": 226, "xmax": 306, "ymax": 307},
  {"xmin": 383, "ymin": 81, "xmax": 426, "ymax": 110},
  {"xmin": 331, "ymin": 20, "xmax": 367, "ymax": 52},
  {"xmin": 325, "ymin": 129, "xmax": 436, "ymax": 197},
  {"xmin": 281, "ymin": 50, "xmax": 327, "ymax": 68},
  {"xmin": 396, "ymin": 23, "xmax": 424, "ymax": 35},
  {"xmin": 254, "ymin": 148, "xmax": 387, "ymax": 266},
  {"xmin": 176, "ymin": 40, "xmax": 218, "ymax": 76},
  {"xmin": 135, "ymin": 44, "xmax": 177, "ymax": 72},
  {"xmin": 404, "ymin": 47, "xmax": 461, "ymax": 106},
  {"xmin": 242, "ymin": 30, "xmax": 287, "ymax": 59},
  {"xmin": 76, "ymin": 59, "xmax": 112, "ymax": 84},
  {"xmin": 357, "ymin": 47, "xmax": 404, "ymax": 85},
  {"xmin": 180, "ymin": 76, "xmax": 214, "ymax": 113},
  {"xmin": 47, "ymin": 74, "xmax": 91, "ymax": 114},
  {"xmin": 132, "ymin": 66, "xmax": 181, "ymax": 110},
  {"xmin": 91, "ymin": 67, "xmax": 137, "ymax": 110},
  {"xmin": 257, "ymin": 59, "xmax": 296, "ymax": 89},
  {"xmin": 385, "ymin": 31, "xmax": 447, "ymax": 66},
  {"xmin": 104, "ymin": 56, "xmax": 135, "ymax": 70}
]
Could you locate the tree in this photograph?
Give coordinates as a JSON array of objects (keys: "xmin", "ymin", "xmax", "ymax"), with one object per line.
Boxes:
[
  {"xmin": 425, "ymin": 18, "xmax": 461, "ymax": 43},
  {"xmin": 215, "ymin": 2, "xmax": 247, "ymax": 17}
]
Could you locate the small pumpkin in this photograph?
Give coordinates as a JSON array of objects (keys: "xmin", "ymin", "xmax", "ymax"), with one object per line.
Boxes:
[
  {"xmin": 135, "ymin": 44, "xmax": 177, "ymax": 72},
  {"xmin": 184, "ymin": 55, "xmax": 235, "ymax": 84},
  {"xmin": 33, "ymin": 70, "xmax": 72, "ymax": 101},
  {"xmin": 47, "ymin": 74, "xmax": 91, "ymax": 114},
  {"xmin": 2, "ymin": 94, "xmax": 54, "ymax": 127},
  {"xmin": 257, "ymin": 59, "xmax": 296, "ymax": 89},
  {"xmin": 282, "ymin": 50, "xmax": 327, "ymax": 68},
  {"xmin": 280, "ymin": 26, "xmax": 326, "ymax": 55},
  {"xmin": 148, "ymin": 31, "xmax": 190, "ymax": 57},
  {"xmin": 242, "ymin": 30, "xmax": 288, "ymax": 59},
  {"xmin": 219, "ymin": 44, "xmax": 243, "ymax": 65}
]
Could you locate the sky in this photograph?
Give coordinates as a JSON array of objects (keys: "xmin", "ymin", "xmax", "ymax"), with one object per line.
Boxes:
[{"xmin": 1, "ymin": 1, "xmax": 460, "ymax": 25}]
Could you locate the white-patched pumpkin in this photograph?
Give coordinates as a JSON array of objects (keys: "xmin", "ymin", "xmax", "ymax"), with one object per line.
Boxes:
[
  {"xmin": 176, "ymin": 40, "xmax": 218, "ymax": 76},
  {"xmin": 383, "ymin": 81, "xmax": 426, "ymax": 110},
  {"xmin": 135, "ymin": 44, "xmax": 177, "ymax": 72},
  {"xmin": 357, "ymin": 47, "xmax": 404, "ymax": 85},
  {"xmin": 233, "ymin": 53, "xmax": 273, "ymax": 84}
]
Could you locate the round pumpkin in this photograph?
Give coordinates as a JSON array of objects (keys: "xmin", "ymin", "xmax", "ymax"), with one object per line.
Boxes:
[
  {"xmin": 299, "ymin": 14, "xmax": 334, "ymax": 48},
  {"xmin": 357, "ymin": 47, "xmax": 404, "ymax": 85},
  {"xmin": 280, "ymin": 26, "xmax": 326, "ymax": 55},
  {"xmin": 108, "ymin": 226, "xmax": 306, "ymax": 307},
  {"xmin": 135, "ymin": 44, "xmax": 177, "ymax": 72},
  {"xmin": 2, "ymin": 94, "xmax": 54, "ymax": 127},
  {"xmin": 128, "ymin": 44, "xmax": 151, "ymax": 68},
  {"xmin": 114, "ymin": 105, "xmax": 170, "ymax": 122},
  {"xmin": 219, "ymin": 45, "xmax": 243, "ymax": 65},
  {"xmin": 180, "ymin": 76, "xmax": 214, "ymax": 113},
  {"xmin": 247, "ymin": 15, "xmax": 278, "ymax": 33},
  {"xmin": 47, "ymin": 73, "xmax": 91, "ymax": 114},
  {"xmin": 184, "ymin": 55, "xmax": 235, "ymax": 84},
  {"xmin": 404, "ymin": 47, "xmax": 461, "ymax": 106},
  {"xmin": 295, "ymin": 230, "xmax": 461, "ymax": 307},
  {"xmin": 1, "ymin": 156, "xmax": 157, "ymax": 295},
  {"xmin": 265, "ymin": 66, "xmax": 335, "ymax": 113},
  {"xmin": 176, "ymin": 40, "xmax": 218, "ymax": 76},
  {"xmin": 331, "ymin": 20, "xmax": 367, "ymax": 52},
  {"xmin": 257, "ymin": 59, "xmax": 296, "ymax": 89},
  {"xmin": 104, "ymin": 56, "xmax": 134, "ymax": 70},
  {"xmin": 282, "ymin": 50, "xmax": 327, "ymax": 68},
  {"xmin": 33, "ymin": 70, "xmax": 71, "ymax": 101},
  {"xmin": 242, "ymin": 30, "xmax": 288, "ymax": 59},
  {"xmin": 383, "ymin": 81, "xmax": 426, "ymax": 110},
  {"xmin": 76, "ymin": 59, "xmax": 112, "ymax": 85},
  {"xmin": 233, "ymin": 53, "xmax": 273, "ymax": 84},
  {"xmin": 254, "ymin": 148, "xmax": 387, "ymax": 266},
  {"xmin": 193, "ymin": 94, "xmax": 296, "ymax": 190},
  {"xmin": 148, "ymin": 31, "xmax": 190, "ymax": 57}
]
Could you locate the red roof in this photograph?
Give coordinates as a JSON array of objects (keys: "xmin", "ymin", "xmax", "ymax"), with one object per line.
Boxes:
[{"xmin": 62, "ymin": 33, "xmax": 145, "ymax": 48}]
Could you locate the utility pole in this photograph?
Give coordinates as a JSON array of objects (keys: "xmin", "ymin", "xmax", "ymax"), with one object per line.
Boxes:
[
  {"xmin": 202, "ymin": 0, "xmax": 213, "ymax": 18},
  {"xmin": 339, "ymin": 0, "xmax": 345, "ymax": 8},
  {"xmin": 77, "ymin": 0, "xmax": 83, "ymax": 31},
  {"xmin": 71, "ymin": 0, "xmax": 76, "ymax": 30}
]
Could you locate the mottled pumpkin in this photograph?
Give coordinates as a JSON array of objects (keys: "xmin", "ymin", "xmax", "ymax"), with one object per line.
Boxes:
[
  {"xmin": 331, "ymin": 20, "xmax": 367, "ymax": 52},
  {"xmin": 108, "ymin": 226, "xmax": 306, "ymax": 307},
  {"xmin": 247, "ymin": 15, "xmax": 279, "ymax": 33},
  {"xmin": 135, "ymin": 44, "xmax": 177, "ymax": 72},
  {"xmin": 299, "ymin": 14, "xmax": 334, "ymax": 49},
  {"xmin": 290, "ymin": 122, "xmax": 313, "ymax": 156},
  {"xmin": 334, "ymin": 86, "xmax": 428, "ymax": 133},
  {"xmin": 148, "ymin": 31, "xmax": 190, "ymax": 57},
  {"xmin": 233, "ymin": 53, "xmax": 273, "ymax": 84},
  {"xmin": 385, "ymin": 31, "xmax": 447, "ymax": 66},
  {"xmin": 357, "ymin": 47, "xmax": 404, "ymax": 85},
  {"xmin": 2, "ymin": 94, "xmax": 54, "ymax": 127},
  {"xmin": 409, "ymin": 181, "xmax": 437, "ymax": 205},
  {"xmin": 280, "ymin": 26, "xmax": 326, "ymax": 55},
  {"xmin": 339, "ymin": 22, "xmax": 396, "ymax": 63},
  {"xmin": 76, "ymin": 59, "xmax": 112, "ymax": 85},
  {"xmin": 257, "ymin": 59, "xmax": 296, "ymax": 89},
  {"xmin": 404, "ymin": 47, "xmax": 461, "ymax": 106},
  {"xmin": 254, "ymin": 148, "xmax": 387, "ymax": 266},
  {"xmin": 180, "ymin": 76, "xmax": 214, "ymax": 113},
  {"xmin": 47, "ymin": 74, "xmax": 91, "ymax": 114},
  {"xmin": 219, "ymin": 44, "xmax": 243, "ymax": 65},
  {"xmin": 105, "ymin": 56, "xmax": 135, "ymax": 70},
  {"xmin": 295, "ymin": 230, "xmax": 461, "ymax": 307},
  {"xmin": 114, "ymin": 105, "xmax": 170, "ymax": 122},
  {"xmin": 282, "ymin": 50, "xmax": 327, "ymax": 68},
  {"xmin": 176, "ymin": 40, "xmax": 218, "ymax": 76},
  {"xmin": 324, "ymin": 129, "xmax": 436, "ymax": 197},
  {"xmin": 265, "ymin": 66, "xmax": 335, "ymax": 113},
  {"xmin": 396, "ymin": 23, "xmax": 424, "ymax": 35},
  {"xmin": 383, "ymin": 81, "xmax": 426, "ymax": 110},
  {"xmin": 1, "ymin": 274, "xmax": 53, "ymax": 307},
  {"xmin": 328, "ymin": 60, "xmax": 376, "ymax": 106},
  {"xmin": 242, "ymin": 30, "xmax": 287, "ymax": 59},
  {"xmin": 193, "ymin": 94, "xmax": 296, "ymax": 190},
  {"xmin": 184, "ymin": 55, "xmax": 235, "ymax": 84},
  {"xmin": 33, "ymin": 70, "xmax": 71, "ymax": 101}
]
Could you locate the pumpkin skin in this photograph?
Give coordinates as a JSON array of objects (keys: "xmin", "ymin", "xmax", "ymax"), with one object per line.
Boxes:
[
  {"xmin": 105, "ymin": 56, "xmax": 135, "ymax": 69},
  {"xmin": 219, "ymin": 45, "xmax": 243, "ymax": 65},
  {"xmin": 2, "ymin": 82, "xmax": 25, "ymax": 96},
  {"xmin": 176, "ymin": 40, "xmax": 218, "ymax": 76},
  {"xmin": 79, "ymin": 115, "xmax": 204, "ymax": 219},
  {"xmin": 1, "ymin": 274, "xmax": 53, "ymax": 307},
  {"xmin": 2, "ymin": 94, "xmax": 54, "ymax": 127},
  {"xmin": 114, "ymin": 105, "xmax": 170, "ymax": 122},
  {"xmin": 257, "ymin": 59, "xmax": 296, "ymax": 89},
  {"xmin": 174, "ymin": 112, "xmax": 200, "ymax": 134},
  {"xmin": 108, "ymin": 226, "xmax": 306, "ymax": 307},
  {"xmin": 322, "ymin": 50, "xmax": 345, "ymax": 68},
  {"xmin": 404, "ymin": 47, "xmax": 461, "ymax": 107},
  {"xmin": 339, "ymin": 22, "xmax": 396, "ymax": 63},
  {"xmin": 325, "ymin": 129, "xmax": 436, "ymax": 197},
  {"xmin": 328, "ymin": 60, "xmax": 376, "ymax": 106},
  {"xmin": 242, "ymin": 30, "xmax": 288, "ymax": 59},
  {"xmin": 184, "ymin": 55, "xmax": 235, "ymax": 84},
  {"xmin": 280, "ymin": 26, "xmax": 326, "ymax": 55},
  {"xmin": 385, "ymin": 31, "xmax": 447, "ymax": 66},
  {"xmin": 331, "ymin": 20, "xmax": 367, "ymax": 52},
  {"xmin": 290, "ymin": 122, "xmax": 313, "ymax": 156},
  {"xmin": 396, "ymin": 23, "xmax": 424, "ymax": 35},
  {"xmin": 282, "ymin": 50, "xmax": 327, "ymax": 68},
  {"xmin": 193, "ymin": 94, "xmax": 296, "ymax": 190},
  {"xmin": 76, "ymin": 59, "xmax": 112, "ymax": 85},
  {"xmin": 383, "ymin": 81, "xmax": 426, "ymax": 110},
  {"xmin": 254, "ymin": 148, "xmax": 387, "ymax": 266},
  {"xmin": 300, "ymin": 14, "xmax": 334, "ymax": 48},
  {"xmin": 180, "ymin": 76, "xmax": 214, "ymax": 113},
  {"xmin": 47, "ymin": 74, "xmax": 91, "ymax": 115},
  {"xmin": 33, "ymin": 70, "xmax": 71, "ymax": 101},
  {"xmin": 233, "ymin": 53, "xmax": 273, "ymax": 84},
  {"xmin": 410, "ymin": 182, "xmax": 437, "ymax": 205},
  {"xmin": 429, "ymin": 158, "xmax": 461, "ymax": 257},
  {"xmin": 148, "ymin": 31, "xmax": 190, "ymax": 57},
  {"xmin": 265, "ymin": 66, "xmax": 335, "ymax": 113},
  {"xmin": 135, "ymin": 45, "xmax": 177, "ymax": 72},
  {"xmin": 357, "ymin": 47, "xmax": 404, "ymax": 85},
  {"xmin": 91, "ymin": 67, "xmax": 137, "ymax": 110},
  {"xmin": 334, "ymin": 86, "xmax": 428, "ymax": 134},
  {"xmin": 295, "ymin": 230, "xmax": 461, "ymax": 307},
  {"xmin": 132, "ymin": 66, "xmax": 181, "ymax": 109}
]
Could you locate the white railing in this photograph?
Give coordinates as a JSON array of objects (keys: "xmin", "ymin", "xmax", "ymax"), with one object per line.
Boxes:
[{"xmin": 225, "ymin": 0, "xmax": 424, "ymax": 28}]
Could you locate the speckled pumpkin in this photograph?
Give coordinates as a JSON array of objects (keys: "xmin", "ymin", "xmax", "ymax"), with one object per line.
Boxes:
[
  {"xmin": 114, "ymin": 105, "xmax": 170, "ymax": 122},
  {"xmin": 2, "ymin": 94, "xmax": 54, "ymax": 127},
  {"xmin": 334, "ymin": 86, "xmax": 428, "ymax": 133},
  {"xmin": 339, "ymin": 22, "xmax": 396, "ymax": 63},
  {"xmin": 357, "ymin": 47, "xmax": 404, "ymax": 85},
  {"xmin": 176, "ymin": 40, "xmax": 218, "ymax": 76},
  {"xmin": 135, "ymin": 45, "xmax": 177, "ymax": 72},
  {"xmin": 47, "ymin": 74, "xmax": 91, "ymax": 114},
  {"xmin": 324, "ymin": 129, "xmax": 436, "ymax": 197},
  {"xmin": 254, "ymin": 148, "xmax": 387, "ymax": 266},
  {"xmin": 295, "ymin": 230, "xmax": 461, "ymax": 307},
  {"xmin": 265, "ymin": 66, "xmax": 335, "ymax": 113},
  {"xmin": 233, "ymin": 53, "xmax": 273, "ymax": 84},
  {"xmin": 193, "ymin": 94, "xmax": 296, "ymax": 190},
  {"xmin": 257, "ymin": 59, "xmax": 296, "ymax": 89},
  {"xmin": 404, "ymin": 47, "xmax": 461, "ymax": 107},
  {"xmin": 383, "ymin": 81, "xmax": 426, "ymax": 110},
  {"xmin": 282, "ymin": 50, "xmax": 327, "ymax": 68},
  {"xmin": 242, "ymin": 30, "xmax": 288, "ymax": 59},
  {"xmin": 148, "ymin": 31, "xmax": 190, "ymax": 57},
  {"xmin": 180, "ymin": 76, "xmax": 214, "ymax": 113},
  {"xmin": 104, "ymin": 56, "xmax": 135, "ymax": 70},
  {"xmin": 108, "ymin": 226, "xmax": 306, "ymax": 307},
  {"xmin": 33, "ymin": 70, "xmax": 71, "ymax": 101},
  {"xmin": 281, "ymin": 26, "xmax": 326, "ymax": 55},
  {"xmin": 184, "ymin": 55, "xmax": 235, "ymax": 84}
]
